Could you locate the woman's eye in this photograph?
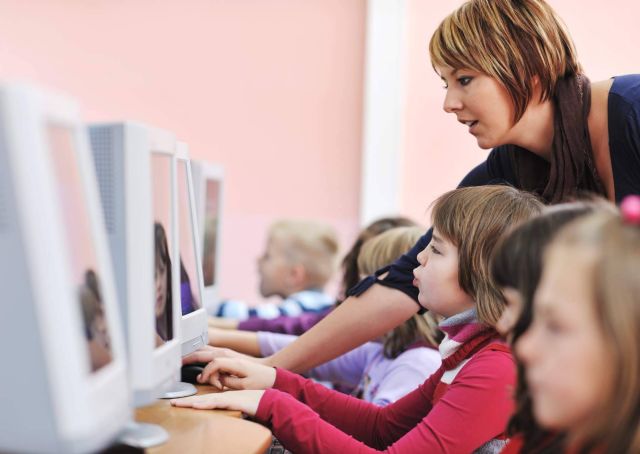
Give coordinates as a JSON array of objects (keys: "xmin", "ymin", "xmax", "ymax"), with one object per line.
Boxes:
[{"xmin": 458, "ymin": 76, "xmax": 472, "ymax": 86}]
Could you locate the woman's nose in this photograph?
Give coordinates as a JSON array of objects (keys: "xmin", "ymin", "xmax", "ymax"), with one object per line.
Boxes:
[{"xmin": 443, "ymin": 88, "xmax": 463, "ymax": 113}]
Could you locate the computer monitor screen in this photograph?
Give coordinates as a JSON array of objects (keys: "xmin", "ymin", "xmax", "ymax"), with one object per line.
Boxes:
[
  {"xmin": 151, "ymin": 152, "xmax": 174, "ymax": 346},
  {"xmin": 47, "ymin": 124, "xmax": 113, "ymax": 372},
  {"xmin": 202, "ymin": 179, "xmax": 221, "ymax": 288},
  {"xmin": 177, "ymin": 161, "xmax": 202, "ymax": 316}
]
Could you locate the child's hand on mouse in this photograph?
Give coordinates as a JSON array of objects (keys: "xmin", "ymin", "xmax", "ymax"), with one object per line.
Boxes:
[
  {"xmin": 196, "ymin": 357, "xmax": 276, "ymax": 391},
  {"xmin": 182, "ymin": 345, "xmax": 254, "ymax": 366},
  {"xmin": 170, "ymin": 389, "xmax": 264, "ymax": 417}
]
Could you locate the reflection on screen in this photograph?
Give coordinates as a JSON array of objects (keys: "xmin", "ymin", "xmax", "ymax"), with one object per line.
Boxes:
[
  {"xmin": 151, "ymin": 153, "xmax": 174, "ymax": 346},
  {"xmin": 177, "ymin": 162, "xmax": 202, "ymax": 316},
  {"xmin": 202, "ymin": 180, "xmax": 220, "ymax": 287},
  {"xmin": 48, "ymin": 125, "xmax": 113, "ymax": 373}
]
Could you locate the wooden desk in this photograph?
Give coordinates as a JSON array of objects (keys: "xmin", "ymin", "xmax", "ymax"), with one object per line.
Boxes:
[{"xmin": 135, "ymin": 385, "xmax": 272, "ymax": 454}]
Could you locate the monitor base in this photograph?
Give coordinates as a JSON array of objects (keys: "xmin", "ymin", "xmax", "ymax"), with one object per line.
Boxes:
[
  {"xmin": 119, "ymin": 421, "xmax": 169, "ymax": 448},
  {"xmin": 159, "ymin": 381, "xmax": 197, "ymax": 399}
]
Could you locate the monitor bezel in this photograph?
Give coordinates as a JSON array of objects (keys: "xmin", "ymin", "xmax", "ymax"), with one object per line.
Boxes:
[
  {"xmin": 175, "ymin": 143, "xmax": 208, "ymax": 356},
  {"xmin": 191, "ymin": 160, "xmax": 224, "ymax": 315}
]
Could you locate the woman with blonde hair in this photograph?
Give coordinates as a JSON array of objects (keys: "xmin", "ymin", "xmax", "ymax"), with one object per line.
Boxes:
[{"xmin": 243, "ymin": 0, "xmax": 640, "ymax": 378}]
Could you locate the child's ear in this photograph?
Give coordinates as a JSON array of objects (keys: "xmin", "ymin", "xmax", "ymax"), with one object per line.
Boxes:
[{"xmin": 288, "ymin": 264, "xmax": 308, "ymax": 289}]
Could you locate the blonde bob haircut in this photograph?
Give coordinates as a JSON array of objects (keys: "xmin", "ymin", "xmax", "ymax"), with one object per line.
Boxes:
[
  {"xmin": 268, "ymin": 219, "xmax": 339, "ymax": 289},
  {"xmin": 429, "ymin": 0, "xmax": 581, "ymax": 123},
  {"xmin": 357, "ymin": 226, "xmax": 442, "ymax": 357},
  {"xmin": 431, "ymin": 185, "xmax": 543, "ymax": 326},
  {"xmin": 545, "ymin": 211, "xmax": 640, "ymax": 453}
]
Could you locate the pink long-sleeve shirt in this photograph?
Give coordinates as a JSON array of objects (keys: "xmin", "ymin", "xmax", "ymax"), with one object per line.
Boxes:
[{"xmin": 255, "ymin": 343, "xmax": 515, "ymax": 453}]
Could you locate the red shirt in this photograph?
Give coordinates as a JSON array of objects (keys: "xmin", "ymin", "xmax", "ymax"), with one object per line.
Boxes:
[{"xmin": 255, "ymin": 345, "xmax": 515, "ymax": 453}]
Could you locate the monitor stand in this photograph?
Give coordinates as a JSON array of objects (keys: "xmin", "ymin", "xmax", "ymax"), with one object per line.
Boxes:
[
  {"xmin": 159, "ymin": 381, "xmax": 197, "ymax": 399},
  {"xmin": 119, "ymin": 420, "xmax": 169, "ymax": 448}
]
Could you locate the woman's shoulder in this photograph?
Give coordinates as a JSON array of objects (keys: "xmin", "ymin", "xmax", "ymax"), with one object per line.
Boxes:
[
  {"xmin": 609, "ymin": 74, "xmax": 640, "ymax": 113},
  {"xmin": 610, "ymin": 74, "xmax": 640, "ymax": 97}
]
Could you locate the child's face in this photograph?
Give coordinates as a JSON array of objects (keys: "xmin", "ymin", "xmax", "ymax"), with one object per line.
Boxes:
[
  {"xmin": 155, "ymin": 258, "xmax": 168, "ymax": 316},
  {"xmin": 516, "ymin": 245, "xmax": 611, "ymax": 433},
  {"xmin": 91, "ymin": 311, "xmax": 111, "ymax": 350},
  {"xmin": 412, "ymin": 229, "xmax": 475, "ymax": 318},
  {"xmin": 495, "ymin": 287, "xmax": 523, "ymax": 338},
  {"xmin": 257, "ymin": 236, "xmax": 292, "ymax": 298}
]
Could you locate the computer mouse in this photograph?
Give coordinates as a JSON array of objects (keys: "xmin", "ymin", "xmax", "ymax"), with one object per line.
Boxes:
[{"xmin": 181, "ymin": 362, "xmax": 208, "ymax": 384}]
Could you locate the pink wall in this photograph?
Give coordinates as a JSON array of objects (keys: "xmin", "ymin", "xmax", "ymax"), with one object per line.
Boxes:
[
  {"xmin": 0, "ymin": 0, "xmax": 366, "ymax": 303},
  {"xmin": 400, "ymin": 0, "xmax": 640, "ymax": 224},
  {"xmin": 3, "ymin": 0, "xmax": 632, "ymax": 303}
]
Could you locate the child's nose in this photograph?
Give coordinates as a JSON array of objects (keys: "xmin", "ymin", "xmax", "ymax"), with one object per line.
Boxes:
[{"xmin": 416, "ymin": 248, "xmax": 427, "ymax": 265}]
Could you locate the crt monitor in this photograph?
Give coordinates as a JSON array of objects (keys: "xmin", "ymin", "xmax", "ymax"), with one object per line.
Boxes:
[
  {"xmin": 175, "ymin": 143, "xmax": 208, "ymax": 356},
  {"xmin": 191, "ymin": 160, "xmax": 224, "ymax": 315},
  {"xmin": 89, "ymin": 122, "xmax": 182, "ymax": 408},
  {"xmin": 0, "ymin": 84, "xmax": 129, "ymax": 453}
]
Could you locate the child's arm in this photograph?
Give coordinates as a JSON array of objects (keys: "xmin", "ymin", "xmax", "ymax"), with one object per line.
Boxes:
[
  {"xmin": 237, "ymin": 309, "xmax": 330, "ymax": 335},
  {"xmin": 264, "ymin": 285, "xmax": 419, "ymax": 372},
  {"xmin": 208, "ymin": 316, "xmax": 239, "ymax": 330},
  {"xmin": 256, "ymin": 348, "xmax": 515, "ymax": 453},
  {"xmin": 208, "ymin": 327, "xmax": 262, "ymax": 357},
  {"xmin": 174, "ymin": 349, "xmax": 515, "ymax": 453}
]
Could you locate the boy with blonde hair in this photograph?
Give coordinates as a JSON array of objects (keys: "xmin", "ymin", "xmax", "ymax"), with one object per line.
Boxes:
[{"xmin": 215, "ymin": 219, "xmax": 339, "ymax": 321}]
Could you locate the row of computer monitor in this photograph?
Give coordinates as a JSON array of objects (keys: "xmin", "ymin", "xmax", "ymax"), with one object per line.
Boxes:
[{"xmin": 0, "ymin": 84, "xmax": 224, "ymax": 453}]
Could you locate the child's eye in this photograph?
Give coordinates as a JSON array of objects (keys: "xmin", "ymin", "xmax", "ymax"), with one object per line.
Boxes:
[
  {"xmin": 543, "ymin": 319, "xmax": 564, "ymax": 335},
  {"xmin": 430, "ymin": 245, "xmax": 441, "ymax": 255},
  {"xmin": 458, "ymin": 76, "xmax": 472, "ymax": 86}
]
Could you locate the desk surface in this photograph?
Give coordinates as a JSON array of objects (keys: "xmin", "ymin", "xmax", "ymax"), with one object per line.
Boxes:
[{"xmin": 135, "ymin": 385, "xmax": 272, "ymax": 454}]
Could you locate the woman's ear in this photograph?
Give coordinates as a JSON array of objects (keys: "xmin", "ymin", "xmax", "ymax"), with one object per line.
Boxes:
[{"xmin": 531, "ymin": 75, "xmax": 543, "ymax": 101}]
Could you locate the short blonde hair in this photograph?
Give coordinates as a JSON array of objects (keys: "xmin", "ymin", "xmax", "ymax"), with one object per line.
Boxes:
[
  {"xmin": 358, "ymin": 226, "xmax": 442, "ymax": 357},
  {"xmin": 429, "ymin": 0, "xmax": 581, "ymax": 123},
  {"xmin": 269, "ymin": 220, "xmax": 339, "ymax": 289},
  {"xmin": 546, "ymin": 211, "xmax": 640, "ymax": 452},
  {"xmin": 431, "ymin": 186, "xmax": 543, "ymax": 326}
]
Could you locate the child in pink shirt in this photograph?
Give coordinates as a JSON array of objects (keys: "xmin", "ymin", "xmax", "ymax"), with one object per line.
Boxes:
[{"xmin": 172, "ymin": 186, "xmax": 542, "ymax": 453}]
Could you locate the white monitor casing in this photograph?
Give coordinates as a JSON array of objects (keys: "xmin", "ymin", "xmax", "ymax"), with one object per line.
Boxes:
[
  {"xmin": 89, "ymin": 122, "xmax": 181, "ymax": 407},
  {"xmin": 0, "ymin": 85, "xmax": 129, "ymax": 453},
  {"xmin": 190, "ymin": 160, "xmax": 224, "ymax": 315},
  {"xmin": 175, "ymin": 143, "xmax": 208, "ymax": 356}
]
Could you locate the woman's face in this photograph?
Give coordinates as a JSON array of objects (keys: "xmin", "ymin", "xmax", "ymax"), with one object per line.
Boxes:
[
  {"xmin": 495, "ymin": 287, "xmax": 524, "ymax": 339},
  {"xmin": 412, "ymin": 229, "xmax": 475, "ymax": 318},
  {"xmin": 155, "ymin": 258, "xmax": 168, "ymax": 316},
  {"xmin": 436, "ymin": 66, "xmax": 516, "ymax": 150},
  {"xmin": 516, "ymin": 245, "xmax": 611, "ymax": 433}
]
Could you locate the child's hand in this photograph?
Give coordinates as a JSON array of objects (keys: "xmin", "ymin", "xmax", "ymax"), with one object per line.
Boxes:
[
  {"xmin": 182, "ymin": 345, "xmax": 254, "ymax": 365},
  {"xmin": 170, "ymin": 390, "xmax": 264, "ymax": 417},
  {"xmin": 198, "ymin": 357, "xmax": 276, "ymax": 391}
]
